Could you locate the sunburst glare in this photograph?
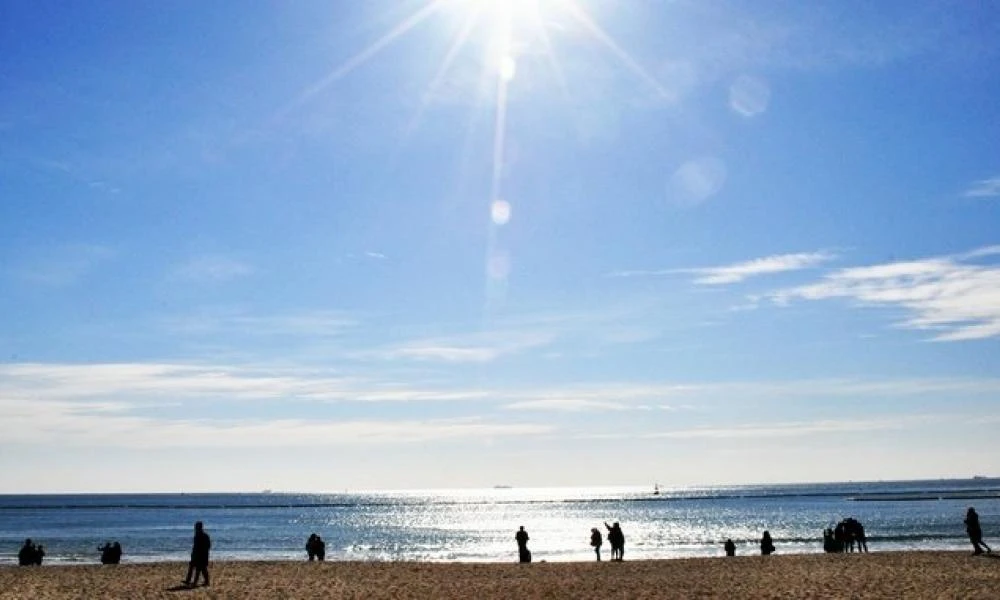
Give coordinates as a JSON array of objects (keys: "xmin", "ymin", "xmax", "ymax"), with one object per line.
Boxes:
[{"xmin": 282, "ymin": 0, "xmax": 670, "ymax": 312}]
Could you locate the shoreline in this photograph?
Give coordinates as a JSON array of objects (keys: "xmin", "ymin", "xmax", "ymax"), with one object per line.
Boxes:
[{"xmin": 2, "ymin": 551, "xmax": 998, "ymax": 599}]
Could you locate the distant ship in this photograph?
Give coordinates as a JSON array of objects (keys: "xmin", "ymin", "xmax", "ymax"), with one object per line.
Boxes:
[{"xmin": 493, "ymin": 485, "xmax": 512, "ymax": 489}]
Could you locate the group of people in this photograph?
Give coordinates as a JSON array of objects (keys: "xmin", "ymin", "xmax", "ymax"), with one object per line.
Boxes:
[
  {"xmin": 305, "ymin": 533, "xmax": 327, "ymax": 561},
  {"xmin": 98, "ymin": 541, "xmax": 123, "ymax": 564},
  {"xmin": 587, "ymin": 521, "xmax": 626, "ymax": 562},
  {"xmin": 13, "ymin": 508, "xmax": 994, "ymax": 576},
  {"xmin": 17, "ymin": 539, "xmax": 45, "ymax": 566},
  {"xmin": 722, "ymin": 532, "xmax": 775, "ymax": 556},
  {"xmin": 823, "ymin": 518, "xmax": 868, "ymax": 553},
  {"xmin": 519, "ymin": 521, "xmax": 627, "ymax": 563}
]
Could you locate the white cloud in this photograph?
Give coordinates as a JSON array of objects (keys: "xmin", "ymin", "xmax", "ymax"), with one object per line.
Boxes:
[
  {"xmin": 503, "ymin": 398, "xmax": 634, "ymax": 412},
  {"xmin": 963, "ymin": 176, "xmax": 1000, "ymax": 198},
  {"xmin": 687, "ymin": 252, "xmax": 836, "ymax": 285},
  {"xmin": 612, "ymin": 251, "xmax": 834, "ymax": 284},
  {"xmin": 770, "ymin": 246, "xmax": 1000, "ymax": 341},
  {"xmin": 172, "ymin": 255, "xmax": 253, "ymax": 282},
  {"xmin": 379, "ymin": 331, "xmax": 554, "ymax": 363},
  {"xmin": 0, "ymin": 403, "xmax": 552, "ymax": 448},
  {"xmin": 0, "ymin": 362, "xmax": 489, "ymax": 404},
  {"xmin": 645, "ymin": 415, "xmax": 937, "ymax": 440}
]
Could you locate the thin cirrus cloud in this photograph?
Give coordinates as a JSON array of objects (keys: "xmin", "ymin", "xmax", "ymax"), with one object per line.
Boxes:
[
  {"xmin": 171, "ymin": 255, "xmax": 254, "ymax": 282},
  {"xmin": 0, "ymin": 362, "xmax": 491, "ymax": 404},
  {"xmin": 642, "ymin": 414, "xmax": 940, "ymax": 440},
  {"xmin": 502, "ymin": 398, "xmax": 639, "ymax": 412},
  {"xmin": 769, "ymin": 246, "xmax": 1000, "ymax": 341},
  {"xmin": 963, "ymin": 176, "xmax": 1000, "ymax": 198},
  {"xmin": 378, "ymin": 331, "xmax": 555, "ymax": 363},
  {"xmin": 161, "ymin": 309, "xmax": 358, "ymax": 337},
  {"xmin": 610, "ymin": 251, "xmax": 835, "ymax": 284},
  {"xmin": 9, "ymin": 243, "xmax": 115, "ymax": 286},
  {"xmin": 0, "ymin": 403, "xmax": 553, "ymax": 448}
]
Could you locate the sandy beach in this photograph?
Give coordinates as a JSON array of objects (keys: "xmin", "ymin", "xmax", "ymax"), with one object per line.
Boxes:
[{"xmin": 1, "ymin": 552, "xmax": 997, "ymax": 599}]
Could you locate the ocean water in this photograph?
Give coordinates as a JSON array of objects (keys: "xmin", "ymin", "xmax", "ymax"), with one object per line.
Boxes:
[{"xmin": 1, "ymin": 479, "xmax": 998, "ymax": 565}]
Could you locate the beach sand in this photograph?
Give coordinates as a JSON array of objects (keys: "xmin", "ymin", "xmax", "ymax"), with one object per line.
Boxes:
[{"xmin": 1, "ymin": 552, "xmax": 997, "ymax": 599}]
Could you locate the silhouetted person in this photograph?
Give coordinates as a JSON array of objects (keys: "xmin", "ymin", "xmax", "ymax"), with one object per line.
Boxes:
[
  {"xmin": 306, "ymin": 534, "xmax": 318, "ymax": 561},
  {"xmin": 33, "ymin": 544, "xmax": 45, "ymax": 565},
  {"xmin": 836, "ymin": 518, "xmax": 868, "ymax": 553},
  {"xmin": 515, "ymin": 526, "xmax": 531, "ymax": 563},
  {"xmin": 724, "ymin": 538, "xmax": 736, "ymax": 557},
  {"xmin": 823, "ymin": 528, "xmax": 839, "ymax": 553},
  {"xmin": 760, "ymin": 531, "xmax": 775, "ymax": 556},
  {"xmin": 590, "ymin": 528, "xmax": 603, "ymax": 561},
  {"xmin": 834, "ymin": 521, "xmax": 848, "ymax": 553},
  {"xmin": 846, "ymin": 518, "xmax": 868, "ymax": 553},
  {"xmin": 965, "ymin": 507, "xmax": 993, "ymax": 555},
  {"xmin": 18, "ymin": 539, "xmax": 39, "ymax": 566},
  {"xmin": 99, "ymin": 541, "xmax": 122, "ymax": 564},
  {"xmin": 605, "ymin": 521, "xmax": 625, "ymax": 561},
  {"xmin": 184, "ymin": 521, "xmax": 211, "ymax": 587},
  {"xmin": 314, "ymin": 535, "xmax": 326, "ymax": 561}
]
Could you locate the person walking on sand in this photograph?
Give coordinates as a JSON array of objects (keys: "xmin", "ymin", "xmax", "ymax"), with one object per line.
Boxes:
[
  {"xmin": 965, "ymin": 507, "xmax": 993, "ymax": 555},
  {"xmin": 760, "ymin": 531, "xmax": 775, "ymax": 556},
  {"xmin": 590, "ymin": 528, "xmax": 603, "ymax": 561},
  {"xmin": 515, "ymin": 526, "xmax": 531, "ymax": 563},
  {"xmin": 184, "ymin": 521, "xmax": 211, "ymax": 587}
]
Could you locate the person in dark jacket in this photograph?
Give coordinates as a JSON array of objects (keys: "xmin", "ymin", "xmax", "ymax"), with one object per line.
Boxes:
[
  {"xmin": 605, "ymin": 521, "xmax": 625, "ymax": 561},
  {"xmin": 590, "ymin": 528, "xmax": 603, "ymax": 561},
  {"xmin": 724, "ymin": 538, "xmax": 736, "ymax": 557},
  {"xmin": 515, "ymin": 526, "xmax": 531, "ymax": 563},
  {"xmin": 184, "ymin": 521, "xmax": 211, "ymax": 587},
  {"xmin": 965, "ymin": 507, "xmax": 993, "ymax": 555}
]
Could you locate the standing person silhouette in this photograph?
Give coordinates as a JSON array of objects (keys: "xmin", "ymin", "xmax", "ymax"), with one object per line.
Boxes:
[
  {"xmin": 760, "ymin": 531, "xmax": 775, "ymax": 556},
  {"xmin": 724, "ymin": 538, "xmax": 736, "ymax": 557},
  {"xmin": 965, "ymin": 507, "xmax": 993, "ymax": 555},
  {"xmin": 184, "ymin": 521, "xmax": 211, "ymax": 587},
  {"xmin": 590, "ymin": 528, "xmax": 603, "ymax": 561},
  {"xmin": 515, "ymin": 526, "xmax": 530, "ymax": 563},
  {"xmin": 605, "ymin": 522, "xmax": 625, "ymax": 561}
]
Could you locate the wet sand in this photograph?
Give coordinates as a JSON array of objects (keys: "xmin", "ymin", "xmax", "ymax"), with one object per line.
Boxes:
[{"xmin": 1, "ymin": 551, "xmax": 997, "ymax": 599}]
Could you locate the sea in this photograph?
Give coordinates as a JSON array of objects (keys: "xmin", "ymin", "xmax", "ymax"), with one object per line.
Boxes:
[{"xmin": 2, "ymin": 479, "xmax": 998, "ymax": 565}]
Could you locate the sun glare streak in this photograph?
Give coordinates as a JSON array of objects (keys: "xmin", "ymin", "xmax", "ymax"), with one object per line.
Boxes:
[
  {"xmin": 280, "ymin": 1, "xmax": 447, "ymax": 119},
  {"xmin": 401, "ymin": 7, "xmax": 483, "ymax": 141},
  {"xmin": 560, "ymin": 0, "xmax": 671, "ymax": 99},
  {"xmin": 530, "ymin": 6, "xmax": 572, "ymax": 106},
  {"xmin": 484, "ymin": 1, "xmax": 515, "ymax": 312}
]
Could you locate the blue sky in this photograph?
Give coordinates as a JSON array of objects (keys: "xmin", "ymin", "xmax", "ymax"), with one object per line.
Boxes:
[{"xmin": 1, "ymin": 0, "xmax": 999, "ymax": 492}]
